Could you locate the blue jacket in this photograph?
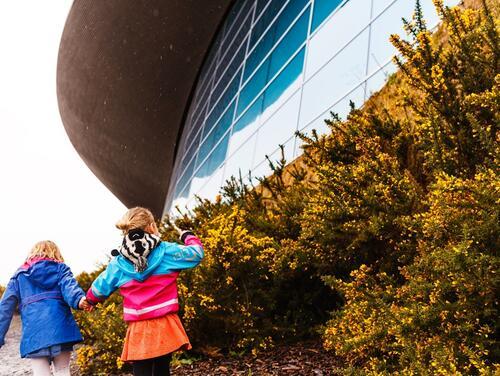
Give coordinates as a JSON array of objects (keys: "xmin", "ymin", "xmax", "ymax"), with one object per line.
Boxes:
[
  {"xmin": 87, "ymin": 236, "xmax": 204, "ymax": 321},
  {"xmin": 0, "ymin": 259, "xmax": 85, "ymax": 357}
]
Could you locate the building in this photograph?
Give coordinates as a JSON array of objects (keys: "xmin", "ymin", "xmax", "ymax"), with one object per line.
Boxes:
[{"xmin": 57, "ymin": 0, "xmax": 457, "ymax": 217}]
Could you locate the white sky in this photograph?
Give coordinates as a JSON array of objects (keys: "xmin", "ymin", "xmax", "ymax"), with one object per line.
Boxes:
[{"xmin": 0, "ymin": 1, "xmax": 126, "ymax": 285}]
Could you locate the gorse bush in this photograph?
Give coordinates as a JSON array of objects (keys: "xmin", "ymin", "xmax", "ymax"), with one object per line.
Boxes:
[
  {"xmin": 323, "ymin": 171, "xmax": 499, "ymax": 373},
  {"xmin": 76, "ymin": 0, "xmax": 499, "ymax": 373},
  {"xmin": 161, "ymin": 157, "xmax": 341, "ymax": 352},
  {"xmin": 320, "ymin": 0, "xmax": 499, "ymax": 373},
  {"xmin": 74, "ymin": 267, "xmax": 129, "ymax": 375}
]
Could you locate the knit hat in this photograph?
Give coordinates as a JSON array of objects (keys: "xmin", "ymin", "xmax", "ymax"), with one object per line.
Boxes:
[{"xmin": 111, "ymin": 228, "xmax": 160, "ymax": 272}]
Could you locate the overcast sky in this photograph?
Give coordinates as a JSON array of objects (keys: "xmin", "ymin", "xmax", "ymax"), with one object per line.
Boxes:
[{"xmin": 0, "ymin": 1, "xmax": 126, "ymax": 285}]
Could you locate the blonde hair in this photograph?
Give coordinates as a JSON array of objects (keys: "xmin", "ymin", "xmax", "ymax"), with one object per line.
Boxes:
[
  {"xmin": 28, "ymin": 240, "xmax": 64, "ymax": 262},
  {"xmin": 116, "ymin": 207, "xmax": 155, "ymax": 234}
]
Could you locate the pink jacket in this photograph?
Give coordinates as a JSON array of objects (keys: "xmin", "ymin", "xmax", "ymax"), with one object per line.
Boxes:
[{"xmin": 86, "ymin": 235, "xmax": 203, "ymax": 321}]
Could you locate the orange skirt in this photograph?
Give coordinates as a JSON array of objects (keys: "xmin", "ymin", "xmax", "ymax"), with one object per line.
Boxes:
[{"xmin": 121, "ymin": 313, "xmax": 191, "ymax": 361}]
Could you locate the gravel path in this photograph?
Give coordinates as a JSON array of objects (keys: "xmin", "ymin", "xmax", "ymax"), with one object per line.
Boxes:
[{"xmin": 0, "ymin": 315, "xmax": 31, "ymax": 376}]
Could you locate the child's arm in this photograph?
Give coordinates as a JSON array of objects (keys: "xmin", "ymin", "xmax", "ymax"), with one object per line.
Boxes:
[
  {"xmin": 0, "ymin": 279, "xmax": 19, "ymax": 348},
  {"xmin": 86, "ymin": 262, "xmax": 120, "ymax": 306},
  {"xmin": 164, "ymin": 231, "xmax": 205, "ymax": 270},
  {"xmin": 58, "ymin": 264, "xmax": 86, "ymax": 310}
]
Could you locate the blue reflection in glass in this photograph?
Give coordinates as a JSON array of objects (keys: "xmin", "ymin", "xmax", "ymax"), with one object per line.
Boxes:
[
  {"xmin": 173, "ymin": 0, "xmax": 316, "ymax": 204},
  {"xmin": 269, "ymin": 10, "xmax": 308, "ymax": 78},
  {"xmin": 181, "ymin": 129, "xmax": 201, "ymax": 169},
  {"xmin": 234, "ymin": 46, "xmax": 305, "ymax": 136},
  {"xmin": 196, "ymin": 132, "xmax": 231, "ymax": 178},
  {"xmin": 251, "ymin": 0, "xmax": 284, "ymax": 45},
  {"xmin": 222, "ymin": 0, "xmax": 253, "ymax": 48},
  {"xmin": 311, "ymin": 0, "xmax": 343, "ymax": 31},
  {"xmin": 197, "ymin": 101, "xmax": 235, "ymax": 169},
  {"xmin": 245, "ymin": 0, "xmax": 309, "ymax": 81},
  {"xmin": 264, "ymin": 47, "xmax": 305, "ymax": 108},
  {"xmin": 238, "ymin": 8, "xmax": 309, "ymax": 116},
  {"xmin": 256, "ymin": 0, "xmax": 270, "ymax": 14},
  {"xmin": 234, "ymin": 95, "xmax": 263, "ymax": 133},
  {"xmin": 205, "ymin": 70, "xmax": 241, "ymax": 139},
  {"xmin": 238, "ymin": 60, "xmax": 270, "ymax": 115},
  {"xmin": 175, "ymin": 156, "xmax": 196, "ymax": 198},
  {"xmin": 209, "ymin": 68, "xmax": 241, "ymax": 113},
  {"xmin": 215, "ymin": 35, "xmax": 247, "ymax": 81}
]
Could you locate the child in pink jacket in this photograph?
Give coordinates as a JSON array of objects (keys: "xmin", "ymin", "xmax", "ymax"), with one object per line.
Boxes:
[{"xmin": 86, "ymin": 207, "xmax": 203, "ymax": 376}]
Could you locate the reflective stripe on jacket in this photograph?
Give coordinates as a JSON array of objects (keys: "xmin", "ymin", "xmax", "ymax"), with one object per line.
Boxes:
[{"xmin": 86, "ymin": 235, "xmax": 204, "ymax": 322}]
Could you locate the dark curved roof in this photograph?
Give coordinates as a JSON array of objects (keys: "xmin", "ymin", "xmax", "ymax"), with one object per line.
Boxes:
[{"xmin": 57, "ymin": 0, "xmax": 233, "ymax": 216}]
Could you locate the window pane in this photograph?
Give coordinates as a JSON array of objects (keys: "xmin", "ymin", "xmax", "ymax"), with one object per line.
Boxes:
[
  {"xmin": 209, "ymin": 67, "xmax": 241, "ymax": 112},
  {"xmin": 237, "ymin": 60, "xmax": 269, "ymax": 115},
  {"xmin": 196, "ymin": 164, "xmax": 225, "ymax": 201},
  {"xmin": 181, "ymin": 129, "xmax": 202, "ymax": 170},
  {"xmin": 299, "ymin": 28, "xmax": 369, "ymax": 127},
  {"xmin": 186, "ymin": 102, "xmax": 206, "ymax": 139},
  {"xmin": 251, "ymin": 0, "xmax": 285, "ymax": 45},
  {"xmin": 229, "ymin": 95, "xmax": 263, "ymax": 156},
  {"xmin": 205, "ymin": 69, "xmax": 240, "ymax": 139},
  {"xmin": 258, "ymin": 90, "xmax": 301, "ymax": 161},
  {"xmin": 238, "ymin": 9, "xmax": 308, "ymax": 117},
  {"xmin": 196, "ymin": 132, "xmax": 231, "ymax": 178},
  {"xmin": 224, "ymin": 131, "xmax": 258, "ymax": 182},
  {"xmin": 244, "ymin": 0, "xmax": 309, "ymax": 81},
  {"xmin": 306, "ymin": 0, "xmax": 370, "ymax": 79},
  {"xmin": 215, "ymin": 34, "xmax": 247, "ymax": 81},
  {"xmin": 263, "ymin": 47, "xmax": 305, "ymax": 110},
  {"xmin": 211, "ymin": 49, "xmax": 244, "ymax": 114},
  {"xmin": 174, "ymin": 155, "xmax": 196, "ymax": 198},
  {"xmin": 198, "ymin": 101, "xmax": 235, "ymax": 168},
  {"xmin": 256, "ymin": 0, "xmax": 270, "ymax": 15},
  {"xmin": 311, "ymin": 0, "xmax": 343, "ymax": 31},
  {"xmin": 268, "ymin": 9, "xmax": 308, "ymax": 78},
  {"xmin": 222, "ymin": 0, "xmax": 253, "ymax": 46},
  {"xmin": 235, "ymin": 94, "xmax": 263, "ymax": 132}
]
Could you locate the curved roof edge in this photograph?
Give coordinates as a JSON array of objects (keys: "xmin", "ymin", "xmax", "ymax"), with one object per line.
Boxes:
[{"xmin": 57, "ymin": 0, "xmax": 234, "ymax": 216}]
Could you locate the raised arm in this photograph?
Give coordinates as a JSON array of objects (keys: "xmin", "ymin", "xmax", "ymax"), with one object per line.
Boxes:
[
  {"xmin": 58, "ymin": 264, "xmax": 85, "ymax": 310},
  {"xmin": 0, "ymin": 278, "xmax": 19, "ymax": 347},
  {"xmin": 86, "ymin": 262, "xmax": 120, "ymax": 306},
  {"xmin": 164, "ymin": 231, "xmax": 204, "ymax": 270}
]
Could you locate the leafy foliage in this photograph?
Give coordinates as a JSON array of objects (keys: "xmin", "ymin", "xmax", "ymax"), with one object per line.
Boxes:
[
  {"xmin": 323, "ymin": 171, "xmax": 499, "ymax": 373},
  {"xmin": 75, "ymin": 1, "xmax": 499, "ymax": 373},
  {"xmin": 74, "ymin": 267, "xmax": 130, "ymax": 375},
  {"xmin": 320, "ymin": 0, "xmax": 499, "ymax": 373}
]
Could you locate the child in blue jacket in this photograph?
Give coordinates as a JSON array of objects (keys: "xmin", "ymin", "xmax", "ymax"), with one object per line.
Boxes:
[{"xmin": 0, "ymin": 240, "xmax": 90, "ymax": 376}]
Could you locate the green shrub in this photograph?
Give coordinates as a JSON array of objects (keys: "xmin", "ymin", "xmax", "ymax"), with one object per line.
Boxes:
[
  {"xmin": 72, "ymin": 1, "xmax": 499, "ymax": 373},
  {"xmin": 323, "ymin": 171, "xmax": 499, "ymax": 373},
  {"xmin": 321, "ymin": 1, "xmax": 499, "ymax": 373},
  {"xmin": 74, "ymin": 268, "xmax": 130, "ymax": 375}
]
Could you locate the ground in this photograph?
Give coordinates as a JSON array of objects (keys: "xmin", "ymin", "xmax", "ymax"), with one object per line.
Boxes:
[
  {"xmin": 0, "ymin": 315, "xmax": 31, "ymax": 376},
  {"xmin": 170, "ymin": 341, "xmax": 342, "ymax": 376},
  {"xmin": 0, "ymin": 317, "xmax": 340, "ymax": 375}
]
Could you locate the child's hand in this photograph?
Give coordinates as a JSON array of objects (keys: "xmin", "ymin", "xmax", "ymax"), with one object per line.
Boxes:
[{"xmin": 78, "ymin": 297, "xmax": 93, "ymax": 312}]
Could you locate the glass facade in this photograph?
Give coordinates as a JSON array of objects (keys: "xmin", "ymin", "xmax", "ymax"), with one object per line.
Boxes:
[{"xmin": 165, "ymin": 0, "xmax": 458, "ymax": 212}]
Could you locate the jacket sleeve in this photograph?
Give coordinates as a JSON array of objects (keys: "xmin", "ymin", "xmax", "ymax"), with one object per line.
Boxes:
[
  {"xmin": 0, "ymin": 278, "xmax": 19, "ymax": 347},
  {"xmin": 86, "ymin": 262, "xmax": 120, "ymax": 306},
  {"xmin": 58, "ymin": 264, "xmax": 85, "ymax": 310},
  {"xmin": 164, "ymin": 233, "xmax": 205, "ymax": 270}
]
